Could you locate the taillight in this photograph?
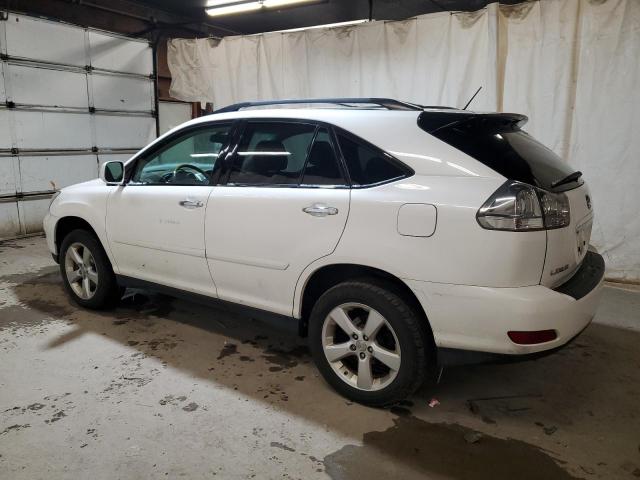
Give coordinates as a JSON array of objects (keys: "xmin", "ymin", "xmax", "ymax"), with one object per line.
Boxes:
[
  {"xmin": 538, "ymin": 189, "xmax": 571, "ymax": 229},
  {"xmin": 477, "ymin": 181, "xmax": 570, "ymax": 232}
]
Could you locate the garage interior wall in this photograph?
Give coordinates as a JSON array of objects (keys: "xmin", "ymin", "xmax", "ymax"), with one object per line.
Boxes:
[
  {"xmin": 0, "ymin": 13, "xmax": 156, "ymax": 239},
  {"xmin": 167, "ymin": 0, "xmax": 640, "ymax": 282}
]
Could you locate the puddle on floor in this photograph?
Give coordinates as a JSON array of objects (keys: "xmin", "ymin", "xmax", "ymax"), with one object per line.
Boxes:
[{"xmin": 324, "ymin": 414, "xmax": 580, "ymax": 480}]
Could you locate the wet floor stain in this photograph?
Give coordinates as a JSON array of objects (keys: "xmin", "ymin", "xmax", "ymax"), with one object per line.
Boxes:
[
  {"xmin": 0, "ymin": 424, "xmax": 30, "ymax": 435},
  {"xmin": 182, "ymin": 402, "xmax": 199, "ymax": 412},
  {"xmin": 261, "ymin": 345, "xmax": 308, "ymax": 371},
  {"xmin": 324, "ymin": 415, "xmax": 581, "ymax": 480},
  {"xmin": 45, "ymin": 410, "xmax": 67, "ymax": 424},
  {"xmin": 388, "ymin": 405, "xmax": 412, "ymax": 417},
  {"xmin": 4, "ymin": 252, "xmax": 640, "ymax": 480},
  {"xmin": 217, "ymin": 342, "xmax": 238, "ymax": 360},
  {"xmin": 270, "ymin": 441, "xmax": 296, "ymax": 452},
  {"xmin": 158, "ymin": 395, "xmax": 187, "ymax": 406}
]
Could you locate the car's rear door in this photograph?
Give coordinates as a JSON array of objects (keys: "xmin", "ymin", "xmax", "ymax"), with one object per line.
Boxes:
[
  {"xmin": 204, "ymin": 120, "xmax": 350, "ymax": 316},
  {"xmin": 106, "ymin": 122, "xmax": 232, "ymax": 296}
]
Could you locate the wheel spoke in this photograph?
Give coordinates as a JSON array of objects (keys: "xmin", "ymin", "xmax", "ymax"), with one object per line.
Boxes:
[
  {"xmin": 87, "ymin": 269, "xmax": 99, "ymax": 285},
  {"xmin": 362, "ymin": 310, "xmax": 386, "ymax": 340},
  {"xmin": 357, "ymin": 356, "xmax": 373, "ymax": 389},
  {"xmin": 67, "ymin": 269, "xmax": 82, "ymax": 284},
  {"xmin": 329, "ymin": 307, "xmax": 359, "ymax": 336},
  {"xmin": 82, "ymin": 246, "xmax": 92, "ymax": 264},
  {"xmin": 371, "ymin": 343, "xmax": 401, "ymax": 371},
  {"xmin": 324, "ymin": 342, "xmax": 354, "ymax": 362},
  {"xmin": 82, "ymin": 277, "xmax": 92, "ymax": 298},
  {"xmin": 70, "ymin": 246, "xmax": 83, "ymax": 266}
]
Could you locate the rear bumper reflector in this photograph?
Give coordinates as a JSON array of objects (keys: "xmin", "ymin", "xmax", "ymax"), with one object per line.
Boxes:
[{"xmin": 508, "ymin": 329, "xmax": 558, "ymax": 345}]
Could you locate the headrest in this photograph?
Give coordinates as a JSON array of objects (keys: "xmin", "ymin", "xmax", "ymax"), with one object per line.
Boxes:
[{"xmin": 245, "ymin": 140, "xmax": 288, "ymax": 173}]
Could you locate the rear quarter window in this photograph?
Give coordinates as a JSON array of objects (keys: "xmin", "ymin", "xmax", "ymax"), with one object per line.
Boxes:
[{"xmin": 336, "ymin": 132, "xmax": 411, "ymax": 187}]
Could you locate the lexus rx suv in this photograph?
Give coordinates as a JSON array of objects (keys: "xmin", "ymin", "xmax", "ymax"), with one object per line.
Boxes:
[{"xmin": 44, "ymin": 98, "xmax": 605, "ymax": 406}]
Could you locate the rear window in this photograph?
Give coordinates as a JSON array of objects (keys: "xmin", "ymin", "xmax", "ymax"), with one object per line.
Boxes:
[{"xmin": 420, "ymin": 115, "xmax": 580, "ymax": 192}]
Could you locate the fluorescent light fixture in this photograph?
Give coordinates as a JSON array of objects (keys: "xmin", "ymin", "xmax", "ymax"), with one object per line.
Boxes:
[
  {"xmin": 206, "ymin": 0, "xmax": 317, "ymax": 17},
  {"xmin": 206, "ymin": 2, "xmax": 261, "ymax": 16},
  {"xmin": 206, "ymin": 0, "xmax": 242, "ymax": 6},
  {"xmin": 263, "ymin": 0, "xmax": 316, "ymax": 6}
]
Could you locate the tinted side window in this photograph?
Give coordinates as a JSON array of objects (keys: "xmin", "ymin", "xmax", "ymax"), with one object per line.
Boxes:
[
  {"xmin": 301, "ymin": 128, "xmax": 345, "ymax": 186},
  {"xmin": 131, "ymin": 125, "xmax": 230, "ymax": 185},
  {"xmin": 337, "ymin": 134, "xmax": 407, "ymax": 186},
  {"xmin": 228, "ymin": 122, "xmax": 316, "ymax": 186}
]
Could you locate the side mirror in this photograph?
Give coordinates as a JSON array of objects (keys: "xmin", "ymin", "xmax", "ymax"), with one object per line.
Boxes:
[{"xmin": 100, "ymin": 161, "xmax": 125, "ymax": 185}]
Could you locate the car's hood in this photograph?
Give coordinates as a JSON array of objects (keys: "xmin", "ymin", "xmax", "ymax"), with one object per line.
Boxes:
[{"xmin": 60, "ymin": 178, "xmax": 104, "ymax": 192}]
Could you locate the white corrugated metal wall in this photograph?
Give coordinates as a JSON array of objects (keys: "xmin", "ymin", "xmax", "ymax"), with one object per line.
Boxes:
[{"xmin": 0, "ymin": 13, "xmax": 156, "ymax": 239}]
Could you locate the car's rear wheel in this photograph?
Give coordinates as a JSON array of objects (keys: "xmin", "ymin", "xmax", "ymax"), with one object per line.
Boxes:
[
  {"xmin": 59, "ymin": 229, "xmax": 120, "ymax": 309},
  {"xmin": 309, "ymin": 279, "xmax": 429, "ymax": 406}
]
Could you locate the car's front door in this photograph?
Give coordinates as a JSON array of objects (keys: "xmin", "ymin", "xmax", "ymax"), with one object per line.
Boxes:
[
  {"xmin": 106, "ymin": 123, "xmax": 232, "ymax": 296},
  {"xmin": 204, "ymin": 121, "xmax": 350, "ymax": 316}
]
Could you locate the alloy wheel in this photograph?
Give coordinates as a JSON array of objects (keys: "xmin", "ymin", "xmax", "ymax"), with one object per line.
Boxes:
[
  {"xmin": 64, "ymin": 242, "xmax": 99, "ymax": 300},
  {"xmin": 321, "ymin": 302, "xmax": 401, "ymax": 391}
]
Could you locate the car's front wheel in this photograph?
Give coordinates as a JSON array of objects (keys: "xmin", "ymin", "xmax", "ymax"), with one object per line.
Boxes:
[
  {"xmin": 309, "ymin": 279, "xmax": 430, "ymax": 406},
  {"xmin": 59, "ymin": 229, "xmax": 120, "ymax": 309}
]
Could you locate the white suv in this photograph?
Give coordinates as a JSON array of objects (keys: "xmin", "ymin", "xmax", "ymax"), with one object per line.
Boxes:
[{"xmin": 44, "ymin": 98, "xmax": 605, "ymax": 406}]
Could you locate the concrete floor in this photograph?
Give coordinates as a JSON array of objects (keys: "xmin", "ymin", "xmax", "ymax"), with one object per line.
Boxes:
[{"xmin": 1, "ymin": 236, "xmax": 639, "ymax": 480}]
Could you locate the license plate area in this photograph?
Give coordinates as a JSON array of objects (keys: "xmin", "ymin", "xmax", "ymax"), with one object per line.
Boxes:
[{"xmin": 575, "ymin": 218, "xmax": 593, "ymax": 262}]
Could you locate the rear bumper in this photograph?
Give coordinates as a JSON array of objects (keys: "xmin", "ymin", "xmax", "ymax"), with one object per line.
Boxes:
[{"xmin": 406, "ymin": 251, "xmax": 605, "ymax": 360}]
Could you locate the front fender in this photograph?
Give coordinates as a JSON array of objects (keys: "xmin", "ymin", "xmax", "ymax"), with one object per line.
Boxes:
[{"xmin": 49, "ymin": 181, "xmax": 119, "ymax": 272}]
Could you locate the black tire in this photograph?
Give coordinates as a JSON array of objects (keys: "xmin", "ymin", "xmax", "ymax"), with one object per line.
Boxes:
[
  {"xmin": 308, "ymin": 278, "xmax": 430, "ymax": 407},
  {"xmin": 59, "ymin": 229, "xmax": 121, "ymax": 309}
]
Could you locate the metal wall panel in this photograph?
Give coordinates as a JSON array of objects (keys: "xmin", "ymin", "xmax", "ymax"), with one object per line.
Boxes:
[
  {"xmin": 13, "ymin": 111, "xmax": 92, "ymax": 150},
  {"xmin": 0, "ymin": 157, "xmax": 19, "ymax": 196},
  {"xmin": 94, "ymin": 115, "xmax": 155, "ymax": 149},
  {"xmin": 19, "ymin": 155, "xmax": 98, "ymax": 192},
  {"xmin": 4, "ymin": 14, "xmax": 86, "ymax": 66},
  {"xmin": 0, "ymin": 63, "xmax": 6, "ymax": 103},
  {"xmin": 92, "ymin": 74, "xmax": 153, "ymax": 112},
  {"xmin": 8, "ymin": 65, "xmax": 88, "ymax": 108},
  {"xmin": 0, "ymin": 13, "xmax": 156, "ymax": 239},
  {"xmin": 88, "ymin": 31, "xmax": 152, "ymax": 75},
  {"xmin": 0, "ymin": 110, "xmax": 12, "ymax": 148},
  {"xmin": 17, "ymin": 198, "xmax": 50, "ymax": 234},
  {"xmin": 0, "ymin": 202, "xmax": 21, "ymax": 238}
]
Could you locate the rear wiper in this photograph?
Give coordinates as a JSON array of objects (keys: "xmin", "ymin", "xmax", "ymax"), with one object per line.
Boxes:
[{"xmin": 551, "ymin": 171, "xmax": 582, "ymax": 188}]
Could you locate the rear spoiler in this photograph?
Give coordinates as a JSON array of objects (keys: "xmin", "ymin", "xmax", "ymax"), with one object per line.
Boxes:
[{"xmin": 418, "ymin": 111, "xmax": 528, "ymax": 134}]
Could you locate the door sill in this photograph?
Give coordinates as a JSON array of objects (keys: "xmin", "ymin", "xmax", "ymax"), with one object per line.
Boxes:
[{"xmin": 116, "ymin": 274, "xmax": 300, "ymax": 335}]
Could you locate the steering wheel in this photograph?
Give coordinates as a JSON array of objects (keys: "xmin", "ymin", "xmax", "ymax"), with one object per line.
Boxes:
[{"xmin": 171, "ymin": 163, "xmax": 208, "ymax": 184}]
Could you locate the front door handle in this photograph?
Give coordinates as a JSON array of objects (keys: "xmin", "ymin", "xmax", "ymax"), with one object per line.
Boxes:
[
  {"xmin": 303, "ymin": 204, "xmax": 339, "ymax": 217},
  {"xmin": 179, "ymin": 198, "xmax": 204, "ymax": 209}
]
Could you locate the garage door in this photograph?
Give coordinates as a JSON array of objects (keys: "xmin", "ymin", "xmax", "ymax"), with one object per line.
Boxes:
[{"xmin": 0, "ymin": 13, "xmax": 156, "ymax": 239}]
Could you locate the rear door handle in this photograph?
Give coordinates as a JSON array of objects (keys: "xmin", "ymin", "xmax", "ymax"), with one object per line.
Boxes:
[
  {"xmin": 303, "ymin": 204, "xmax": 339, "ymax": 217},
  {"xmin": 179, "ymin": 198, "xmax": 204, "ymax": 209}
]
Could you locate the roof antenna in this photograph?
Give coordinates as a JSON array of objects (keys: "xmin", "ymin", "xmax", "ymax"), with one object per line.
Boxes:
[{"xmin": 462, "ymin": 86, "xmax": 482, "ymax": 110}]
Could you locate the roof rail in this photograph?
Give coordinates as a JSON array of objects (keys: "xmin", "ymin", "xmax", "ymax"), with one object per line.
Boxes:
[{"xmin": 212, "ymin": 98, "xmax": 424, "ymax": 113}]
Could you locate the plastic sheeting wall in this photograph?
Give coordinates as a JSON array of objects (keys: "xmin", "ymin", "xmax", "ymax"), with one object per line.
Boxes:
[{"xmin": 167, "ymin": 0, "xmax": 640, "ymax": 281}]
